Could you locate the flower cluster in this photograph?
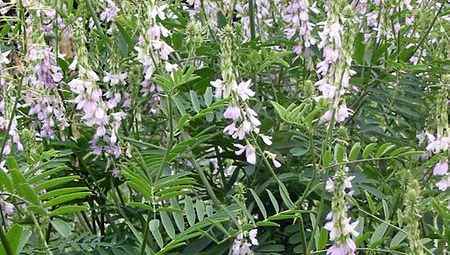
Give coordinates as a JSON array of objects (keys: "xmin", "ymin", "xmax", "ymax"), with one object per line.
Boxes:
[
  {"xmin": 135, "ymin": 2, "xmax": 175, "ymax": 114},
  {"xmin": 100, "ymin": 0, "xmax": 120, "ymax": 23},
  {"xmin": 69, "ymin": 67, "xmax": 124, "ymax": 157},
  {"xmin": 282, "ymin": 0, "xmax": 316, "ymax": 55},
  {"xmin": 426, "ymin": 130, "xmax": 449, "ymax": 192},
  {"xmin": 24, "ymin": 45, "xmax": 68, "ymax": 138},
  {"xmin": 316, "ymin": 0, "xmax": 355, "ymax": 124},
  {"xmin": 426, "ymin": 74, "xmax": 449, "ymax": 192},
  {"xmin": 230, "ymin": 228, "xmax": 258, "ymax": 255},
  {"xmin": 325, "ymin": 167, "xmax": 359, "ymax": 255},
  {"xmin": 211, "ymin": 25, "xmax": 279, "ymax": 167}
]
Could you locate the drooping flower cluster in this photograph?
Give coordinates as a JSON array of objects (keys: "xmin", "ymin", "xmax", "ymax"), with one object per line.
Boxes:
[
  {"xmin": 135, "ymin": 1, "xmax": 175, "ymax": 114},
  {"xmin": 426, "ymin": 75, "xmax": 449, "ymax": 192},
  {"xmin": 68, "ymin": 21, "xmax": 125, "ymax": 157},
  {"xmin": 211, "ymin": 25, "xmax": 279, "ymax": 167},
  {"xmin": 100, "ymin": 0, "xmax": 120, "ymax": 23},
  {"xmin": 24, "ymin": 45, "xmax": 68, "ymax": 138},
  {"xmin": 230, "ymin": 228, "xmax": 259, "ymax": 255},
  {"xmin": 316, "ymin": 0, "xmax": 355, "ymax": 124},
  {"xmin": 282, "ymin": 0, "xmax": 316, "ymax": 55},
  {"xmin": 325, "ymin": 167, "xmax": 359, "ymax": 255},
  {"xmin": 69, "ymin": 67, "xmax": 124, "ymax": 157}
]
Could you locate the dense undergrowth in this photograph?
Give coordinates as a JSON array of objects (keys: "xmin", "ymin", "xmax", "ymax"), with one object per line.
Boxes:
[{"xmin": 0, "ymin": 0, "xmax": 448, "ymax": 254}]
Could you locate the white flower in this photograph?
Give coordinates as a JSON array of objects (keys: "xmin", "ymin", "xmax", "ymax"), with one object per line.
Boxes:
[
  {"xmin": 0, "ymin": 50, "xmax": 10, "ymax": 65},
  {"xmin": 236, "ymin": 80, "xmax": 255, "ymax": 101},
  {"xmin": 164, "ymin": 62, "xmax": 179, "ymax": 73},
  {"xmin": 210, "ymin": 79, "xmax": 224, "ymax": 98},
  {"xmin": 248, "ymin": 229, "xmax": 258, "ymax": 245},
  {"xmin": 265, "ymin": 151, "xmax": 281, "ymax": 168},
  {"xmin": 325, "ymin": 178, "xmax": 335, "ymax": 192},
  {"xmin": 259, "ymin": 134, "xmax": 272, "ymax": 145},
  {"xmin": 235, "ymin": 144, "xmax": 256, "ymax": 165},
  {"xmin": 321, "ymin": 105, "xmax": 352, "ymax": 123}
]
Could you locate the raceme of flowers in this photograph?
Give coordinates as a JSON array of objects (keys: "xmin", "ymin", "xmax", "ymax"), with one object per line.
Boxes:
[
  {"xmin": 325, "ymin": 167, "xmax": 359, "ymax": 255},
  {"xmin": 0, "ymin": 0, "xmax": 447, "ymax": 254}
]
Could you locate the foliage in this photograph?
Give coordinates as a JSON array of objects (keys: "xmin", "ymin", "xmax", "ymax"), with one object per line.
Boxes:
[{"xmin": 0, "ymin": 0, "xmax": 448, "ymax": 255}]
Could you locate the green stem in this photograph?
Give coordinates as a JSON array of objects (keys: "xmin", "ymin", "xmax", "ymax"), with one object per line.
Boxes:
[
  {"xmin": 249, "ymin": 0, "xmax": 256, "ymax": 41},
  {"xmin": 0, "ymin": 226, "xmax": 13, "ymax": 255},
  {"xmin": 411, "ymin": 1, "xmax": 444, "ymax": 57}
]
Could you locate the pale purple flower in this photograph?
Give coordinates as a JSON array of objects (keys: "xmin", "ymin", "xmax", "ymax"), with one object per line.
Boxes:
[
  {"xmin": 317, "ymin": 80, "xmax": 336, "ymax": 99},
  {"xmin": 436, "ymin": 176, "xmax": 450, "ymax": 191},
  {"xmin": 100, "ymin": 0, "xmax": 119, "ymax": 23},
  {"xmin": 426, "ymin": 133, "xmax": 449, "ymax": 154},
  {"xmin": 1, "ymin": 200, "xmax": 14, "ymax": 216},
  {"xmin": 224, "ymin": 105, "xmax": 241, "ymax": 121},
  {"xmin": 236, "ymin": 80, "xmax": 255, "ymax": 101},
  {"xmin": 336, "ymin": 105, "xmax": 352, "ymax": 123},
  {"xmin": 148, "ymin": 25, "xmax": 170, "ymax": 40},
  {"xmin": 433, "ymin": 160, "xmax": 448, "ymax": 176},
  {"xmin": 282, "ymin": 0, "xmax": 314, "ymax": 54},
  {"xmin": 326, "ymin": 241, "xmax": 356, "ymax": 255},
  {"xmin": 103, "ymin": 72, "xmax": 127, "ymax": 86},
  {"xmin": 112, "ymin": 168, "xmax": 121, "ymax": 178}
]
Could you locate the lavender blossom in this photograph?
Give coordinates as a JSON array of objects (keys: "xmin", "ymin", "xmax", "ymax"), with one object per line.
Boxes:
[{"xmin": 100, "ymin": 0, "xmax": 120, "ymax": 23}]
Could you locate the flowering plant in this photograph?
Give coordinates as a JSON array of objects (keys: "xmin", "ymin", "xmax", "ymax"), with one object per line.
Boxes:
[{"xmin": 0, "ymin": 0, "xmax": 448, "ymax": 254}]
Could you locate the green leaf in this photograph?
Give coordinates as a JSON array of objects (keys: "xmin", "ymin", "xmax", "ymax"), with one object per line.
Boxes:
[
  {"xmin": 334, "ymin": 143, "xmax": 346, "ymax": 163},
  {"xmin": 363, "ymin": 143, "xmax": 378, "ymax": 159},
  {"xmin": 266, "ymin": 189, "xmax": 279, "ymax": 214},
  {"xmin": 43, "ymin": 192, "xmax": 90, "ymax": 207},
  {"xmin": 0, "ymin": 170, "xmax": 13, "ymax": 192},
  {"xmin": 49, "ymin": 205, "xmax": 88, "ymax": 216},
  {"xmin": 349, "ymin": 142, "xmax": 361, "ymax": 161},
  {"xmin": 376, "ymin": 143, "xmax": 396, "ymax": 158},
  {"xmin": 40, "ymin": 187, "xmax": 90, "ymax": 200},
  {"xmin": 160, "ymin": 211, "xmax": 176, "ymax": 239},
  {"xmin": 50, "ymin": 219, "xmax": 73, "ymax": 238},
  {"xmin": 149, "ymin": 219, "xmax": 164, "ymax": 249},
  {"xmin": 290, "ymin": 147, "xmax": 308, "ymax": 157},
  {"xmin": 250, "ymin": 188, "xmax": 267, "ymax": 219},
  {"xmin": 36, "ymin": 176, "xmax": 80, "ymax": 191},
  {"xmin": 170, "ymin": 199, "xmax": 185, "ymax": 233},
  {"xmin": 322, "ymin": 149, "xmax": 333, "ymax": 167},
  {"xmin": 185, "ymin": 196, "xmax": 195, "ymax": 227},
  {"xmin": 369, "ymin": 223, "xmax": 388, "ymax": 247},
  {"xmin": 279, "ymin": 183, "xmax": 294, "ymax": 209},
  {"xmin": 204, "ymin": 87, "xmax": 213, "ymax": 106},
  {"xmin": 195, "ymin": 199, "xmax": 205, "ymax": 222},
  {"xmin": 0, "ymin": 224, "xmax": 31, "ymax": 255},
  {"xmin": 190, "ymin": 90, "xmax": 201, "ymax": 113},
  {"xmin": 390, "ymin": 231, "xmax": 407, "ymax": 249}
]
